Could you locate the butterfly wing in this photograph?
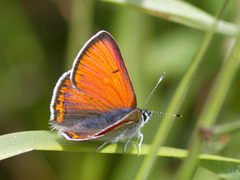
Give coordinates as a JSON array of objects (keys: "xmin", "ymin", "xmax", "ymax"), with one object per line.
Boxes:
[
  {"xmin": 70, "ymin": 30, "xmax": 136, "ymax": 110},
  {"xmin": 50, "ymin": 71, "xmax": 104, "ymax": 124},
  {"xmin": 50, "ymin": 31, "xmax": 137, "ymax": 139},
  {"xmin": 63, "ymin": 109, "xmax": 142, "ymax": 141}
]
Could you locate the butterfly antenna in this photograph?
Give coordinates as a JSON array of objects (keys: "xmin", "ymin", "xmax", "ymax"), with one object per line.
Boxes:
[
  {"xmin": 143, "ymin": 72, "xmax": 166, "ymax": 109},
  {"xmin": 143, "ymin": 72, "xmax": 182, "ymax": 118},
  {"xmin": 152, "ymin": 110, "xmax": 182, "ymax": 117}
]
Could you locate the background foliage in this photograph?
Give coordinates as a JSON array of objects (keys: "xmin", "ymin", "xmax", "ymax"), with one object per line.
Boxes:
[{"xmin": 0, "ymin": 0, "xmax": 240, "ymax": 179}]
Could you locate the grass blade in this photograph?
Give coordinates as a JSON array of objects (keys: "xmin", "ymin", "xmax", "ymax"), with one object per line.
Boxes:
[
  {"xmin": 101, "ymin": 0, "xmax": 238, "ymax": 37},
  {"xmin": 1, "ymin": 130, "xmax": 240, "ymax": 179}
]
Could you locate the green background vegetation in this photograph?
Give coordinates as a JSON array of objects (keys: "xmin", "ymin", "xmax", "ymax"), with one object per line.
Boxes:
[{"xmin": 0, "ymin": 0, "xmax": 240, "ymax": 179}]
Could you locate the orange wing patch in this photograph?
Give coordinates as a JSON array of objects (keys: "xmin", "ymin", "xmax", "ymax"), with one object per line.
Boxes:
[
  {"xmin": 51, "ymin": 71, "xmax": 116, "ymax": 124},
  {"xmin": 65, "ymin": 132, "xmax": 88, "ymax": 140},
  {"xmin": 71, "ymin": 31, "xmax": 136, "ymax": 111},
  {"xmin": 63, "ymin": 131, "xmax": 103, "ymax": 140}
]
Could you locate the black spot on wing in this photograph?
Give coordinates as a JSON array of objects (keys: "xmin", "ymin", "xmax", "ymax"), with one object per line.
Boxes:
[{"xmin": 112, "ymin": 69, "xmax": 119, "ymax": 74}]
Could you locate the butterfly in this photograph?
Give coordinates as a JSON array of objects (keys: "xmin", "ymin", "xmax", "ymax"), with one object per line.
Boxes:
[{"xmin": 50, "ymin": 30, "xmax": 181, "ymax": 155}]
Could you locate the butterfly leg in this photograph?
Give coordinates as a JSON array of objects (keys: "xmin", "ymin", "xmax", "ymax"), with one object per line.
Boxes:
[
  {"xmin": 123, "ymin": 138, "xmax": 131, "ymax": 154},
  {"xmin": 94, "ymin": 141, "xmax": 110, "ymax": 153},
  {"xmin": 137, "ymin": 132, "xmax": 143, "ymax": 156}
]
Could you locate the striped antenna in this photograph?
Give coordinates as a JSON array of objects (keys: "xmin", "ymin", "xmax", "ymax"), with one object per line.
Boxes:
[
  {"xmin": 143, "ymin": 72, "xmax": 166, "ymax": 109},
  {"xmin": 152, "ymin": 110, "xmax": 182, "ymax": 117},
  {"xmin": 143, "ymin": 72, "xmax": 182, "ymax": 118}
]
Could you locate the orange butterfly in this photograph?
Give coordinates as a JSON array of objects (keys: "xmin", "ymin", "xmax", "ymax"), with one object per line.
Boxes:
[{"xmin": 50, "ymin": 30, "xmax": 180, "ymax": 155}]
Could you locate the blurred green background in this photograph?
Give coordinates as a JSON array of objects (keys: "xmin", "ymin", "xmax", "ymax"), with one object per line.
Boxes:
[{"xmin": 0, "ymin": 0, "xmax": 239, "ymax": 179}]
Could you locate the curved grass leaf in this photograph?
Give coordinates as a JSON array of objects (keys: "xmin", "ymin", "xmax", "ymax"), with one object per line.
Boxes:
[
  {"xmin": 214, "ymin": 121, "xmax": 240, "ymax": 136},
  {"xmin": 101, "ymin": 0, "xmax": 238, "ymax": 37},
  {"xmin": 0, "ymin": 130, "xmax": 240, "ymax": 179},
  {"xmin": 199, "ymin": 156, "xmax": 240, "ymax": 180}
]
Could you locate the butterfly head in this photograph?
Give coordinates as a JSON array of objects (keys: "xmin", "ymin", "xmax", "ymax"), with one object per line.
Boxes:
[{"xmin": 141, "ymin": 109, "xmax": 153, "ymax": 123}]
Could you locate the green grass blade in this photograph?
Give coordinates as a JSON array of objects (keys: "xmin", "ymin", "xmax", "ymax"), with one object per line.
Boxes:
[
  {"xmin": 101, "ymin": 0, "xmax": 238, "ymax": 37},
  {"xmin": 0, "ymin": 130, "xmax": 126, "ymax": 160},
  {"xmin": 176, "ymin": 28, "xmax": 240, "ymax": 180},
  {"xmin": 175, "ymin": 1, "xmax": 240, "ymax": 179},
  {"xmin": 134, "ymin": 0, "xmax": 222, "ymax": 179},
  {"xmin": 214, "ymin": 121, "xmax": 240, "ymax": 135},
  {"xmin": 198, "ymin": 34, "xmax": 240, "ymax": 129},
  {"xmin": 199, "ymin": 155, "xmax": 240, "ymax": 179},
  {"xmin": 176, "ymin": 3, "xmax": 240, "ymax": 180},
  {"xmin": 1, "ymin": 130, "xmax": 240, "ymax": 179}
]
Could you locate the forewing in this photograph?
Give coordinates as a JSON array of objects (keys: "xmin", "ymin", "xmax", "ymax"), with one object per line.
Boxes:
[{"xmin": 70, "ymin": 30, "xmax": 136, "ymax": 111}]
